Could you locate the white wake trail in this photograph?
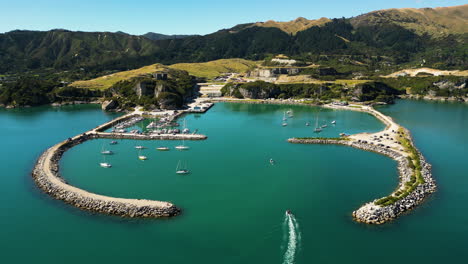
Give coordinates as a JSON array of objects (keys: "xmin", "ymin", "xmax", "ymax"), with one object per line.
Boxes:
[{"xmin": 282, "ymin": 213, "xmax": 299, "ymax": 264}]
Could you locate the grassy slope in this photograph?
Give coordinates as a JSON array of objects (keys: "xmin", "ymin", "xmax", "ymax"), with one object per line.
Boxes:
[
  {"xmin": 70, "ymin": 59, "xmax": 258, "ymax": 90},
  {"xmin": 70, "ymin": 64, "xmax": 166, "ymax": 90},
  {"xmin": 169, "ymin": 59, "xmax": 259, "ymax": 79}
]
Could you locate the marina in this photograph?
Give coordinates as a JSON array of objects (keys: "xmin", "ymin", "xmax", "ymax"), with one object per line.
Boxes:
[{"xmin": 1, "ymin": 101, "xmax": 467, "ymax": 263}]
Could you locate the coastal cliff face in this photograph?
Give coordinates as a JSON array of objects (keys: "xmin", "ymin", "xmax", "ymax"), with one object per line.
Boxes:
[{"xmin": 108, "ymin": 68, "xmax": 197, "ymax": 110}]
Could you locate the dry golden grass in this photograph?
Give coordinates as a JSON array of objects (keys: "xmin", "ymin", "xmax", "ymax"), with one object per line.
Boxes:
[
  {"xmin": 70, "ymin": 64, "xmax": 165, "ymax": 90},
  {"xmin": 169, "ymin": 59, "xmax": 259, "ymax": 79},
  {"xmin": 70, "ymin": 59, "xmax": 259, "ymax": 90}
]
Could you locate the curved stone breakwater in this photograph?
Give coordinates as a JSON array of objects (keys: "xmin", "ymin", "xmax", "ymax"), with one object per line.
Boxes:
[
  {"xmin": 32, "ymin": 133, "xmax": 182, "ymax": 218},
  {"xmin": 288, "ymin": 138, "xmax": 436, "ymax": 224}
]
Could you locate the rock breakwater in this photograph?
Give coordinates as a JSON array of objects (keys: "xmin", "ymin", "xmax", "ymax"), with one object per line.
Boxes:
[
  {"xmin": 32, "ymin": 133, "xmax": 182, "ymax": 218},
  {"xmin": 288, "ymin": 135, "xmax": 436, "ymax": 224}
]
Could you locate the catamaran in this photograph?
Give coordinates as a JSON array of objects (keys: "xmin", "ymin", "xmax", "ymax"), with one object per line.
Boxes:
[
  {"xmin": 175, "ymin": 139, "xmax": 189, "ymax": 150},
  {"xmin": 176, "ymin": 160, "xmax": 190, "ymax": 174}
]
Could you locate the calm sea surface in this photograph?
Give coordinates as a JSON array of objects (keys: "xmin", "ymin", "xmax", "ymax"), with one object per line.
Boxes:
[{"xmin": 0, "ymin": 101, "xmax": 466, "ymax": 263}]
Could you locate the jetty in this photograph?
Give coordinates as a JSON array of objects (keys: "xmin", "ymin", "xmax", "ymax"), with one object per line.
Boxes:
[
  {"xmin": 288, "ymin": 103, "xmax": 436, "ymax": 224},
  {"xmin": 32, "ymin": 106, "xmax": 210, "ymax": 218}
]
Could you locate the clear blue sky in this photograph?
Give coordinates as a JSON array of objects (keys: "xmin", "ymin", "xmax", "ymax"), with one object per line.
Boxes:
[{"xmin": 0, "ymin": 0, "xmax": 465, "ymax": 35}]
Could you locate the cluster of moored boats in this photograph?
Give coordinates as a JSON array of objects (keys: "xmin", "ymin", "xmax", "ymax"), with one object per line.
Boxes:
[
  {"xmin": 101, "ymin": 118, "xmax": 193, "ymax": 174},
  {"xmin": 281, "ymin": 109, "xmax": 336, "ymax": 133},
  {"xmin": 111, "ymin": 116, "xmax": 144, "ymax": 133},
  {"xmin": 99, "ymin": 140, "xmax": 191, "ymax": 174}
]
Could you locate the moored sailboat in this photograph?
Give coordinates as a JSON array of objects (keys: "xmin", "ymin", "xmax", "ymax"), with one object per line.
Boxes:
[{"xmin": 176, "ymin": 160, "xmax": 190, "ymax": 174}]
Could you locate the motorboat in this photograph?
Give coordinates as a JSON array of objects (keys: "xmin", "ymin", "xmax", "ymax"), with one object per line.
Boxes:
[
  {"xmin": 305, "ymin": 122, "xmax": 310, "ymax": 126},
  {"xmin": 331, "ymin": 120, "xmax": 336, "ymax": 124},
  {"xmin": 321, "ymin": 124, "xmax": 328, "ymax": 128},
  {"xmin": 286, "ymin": 210, "xmax": 291, "ymax": 215},
  {"xmin": 110, "ymin": 141, "xmax": 118, "ymax": 145},
  {"xmin": 282, "ymin": 122, "xmax": 288, "ymax": 127},
  {"xmin": 270, "ymin": 159, "xmax": 275, "ymax": 165},
  {"xmin": 101, "ymin": 150, "xmax": 113, "ymax": 155},
  {"xmin": 135, "ymin": 146, "xmax": 146, "ymax": 149},
  {"xmin": 138, "ymin": 155, "xmax": 147, "ymax": 160},
  {"xmin": 314, "ymin": 127, "xmax": 322, "ymax": 133}
]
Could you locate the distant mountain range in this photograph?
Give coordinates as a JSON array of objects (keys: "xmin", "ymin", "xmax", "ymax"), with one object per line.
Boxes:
[{"xmin": 0, "ymin": 4, "xmax": 466, "ymax": 74}]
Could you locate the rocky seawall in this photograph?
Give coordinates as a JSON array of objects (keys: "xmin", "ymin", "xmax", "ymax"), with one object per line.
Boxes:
[
  {"xmin": 32, "ymin": 133, "xmax": 181, "ymax": 218},
  {"xmin": 288, "ymin": 138, "xmax": 436, "ymax": 224}
]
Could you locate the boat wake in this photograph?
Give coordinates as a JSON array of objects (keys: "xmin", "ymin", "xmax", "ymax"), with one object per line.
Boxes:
[{"xmin": 282, "ymin": 212, "xmax": 301, "ymax": 264}]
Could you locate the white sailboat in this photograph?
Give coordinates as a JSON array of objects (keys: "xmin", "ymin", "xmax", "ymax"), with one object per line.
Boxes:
[
  {"xmin": 100, "ymin": 155, "xmax": 112, "ymax": 168},
  {"xmin": 181, "ymin": 119, "xmax": 190, "ymax": 134},
  {"xmin": 287, "ymin": 109, "xmax": 294, "ymax": 118},
  {"xmin": 138, "ymin": 150, "xmax": 147, "ymax": 160},
  {"xmin": 101, "ymin": 142, "xmax": 113, "ymax": 155},
  {"xmin": 282, "ymin": 111, "xmax": 288, "ymax": 121},
  {"xmin": 176, "ymin": 160, "xmax": 190, "ymax": 174},
  {"xmin": 314, "ymin": 110, "xmax": 322, "ymax": 133},
  {"xmin": 175, "ymin": 139, "xmax": 189, "ymax": 150}
]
